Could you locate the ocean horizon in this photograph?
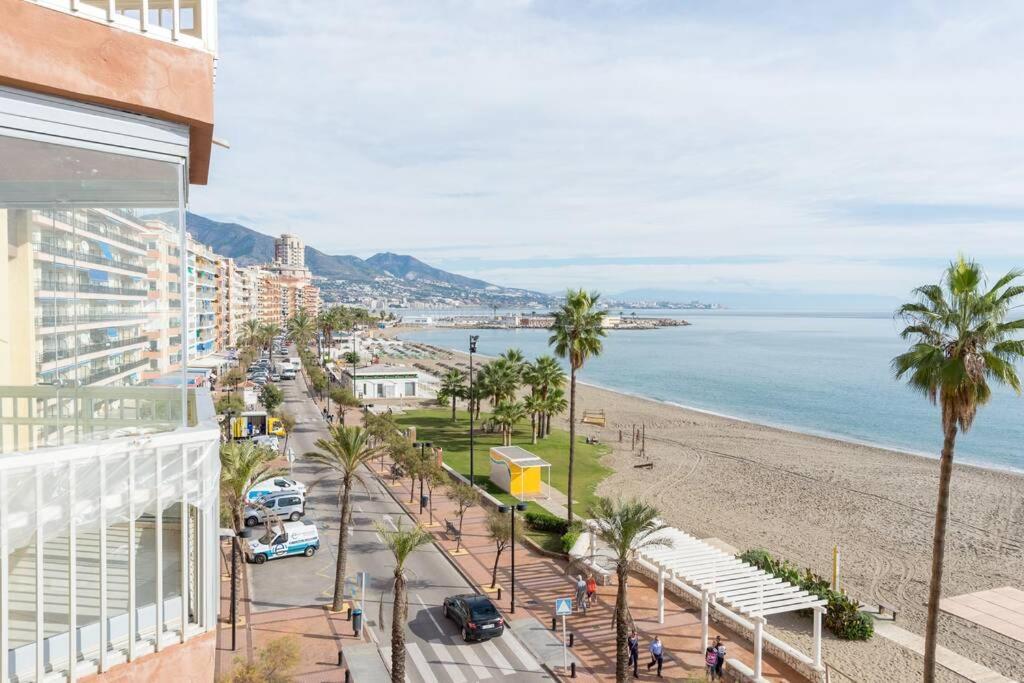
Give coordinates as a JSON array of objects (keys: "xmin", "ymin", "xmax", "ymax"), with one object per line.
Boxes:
[{"xmin": 397, "ymin": 310, "xmax": 1024, "ymax": 475}]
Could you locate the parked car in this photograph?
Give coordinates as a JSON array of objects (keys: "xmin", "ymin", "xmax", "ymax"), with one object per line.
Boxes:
[
  {"xmin": 244, "ymin": 491, "xmax": 305, "ymax": 527},
  {"xmin": 245, "ymin": 521, "xmax": 319, "ymax": 564},
  {"xmin": 442, "ymin": 594, "xmax": 505, "ymax": 641},
  {"xmin": 270, "ymin": 372, "xmax": 281, "ymax": 382},
  {"xmin": 247, "ymin": 476, "xmax": 306, "ymax": 501}
]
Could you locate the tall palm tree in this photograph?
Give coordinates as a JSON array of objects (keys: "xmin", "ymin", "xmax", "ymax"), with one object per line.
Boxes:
[
  {"xmin": 892, "ymin": 257, "xmax": 1024, "ymax": 681},
  {"xmin": 437, "ymin": 369, "xmax": 467, "ymax": 421},
  {"xmin": 590, "ymin": 498, "xmax": 671, "ymax": 683},
  {"xmin": 305, "ymin": 426, "xmax": 382, "ymax": 612},
  {"xmin": 549, "ymin": 290, "xmax": 606, "ymax": 520},
  {"xmin": 499, "ymin": 348, "xmax": 528, "ymax": 381},
  {"xmin": 287, "ymin": 310, "xmax": 317, "ymax": 350},
  {"xmin": 220, "ymin": 440, "xmax": 285, "ymax": 533},
  {"xmin": 375, "ymin": 521, "xmax": 432, "ymax": 683}
]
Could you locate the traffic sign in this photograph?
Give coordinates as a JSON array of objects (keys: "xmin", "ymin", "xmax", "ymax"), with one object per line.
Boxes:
[{"xmin": 555, "ymin": 597, "xmax": 573, "ymax": 616}]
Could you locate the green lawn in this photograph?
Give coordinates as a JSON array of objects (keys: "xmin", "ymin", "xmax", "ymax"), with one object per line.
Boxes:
[{"xmin": 395, "ymin": 408, "xmax": 612, "ymax": 520}]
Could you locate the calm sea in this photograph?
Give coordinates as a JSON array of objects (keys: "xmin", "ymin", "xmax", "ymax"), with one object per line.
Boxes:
[{"xmin": 399, "ymin": 311, "xmax": 1024, "ymax": 473}]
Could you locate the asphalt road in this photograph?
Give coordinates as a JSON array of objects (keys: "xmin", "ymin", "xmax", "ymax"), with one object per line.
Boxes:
[{"xmin": 248, "ymin": 365, "xmax": 551, "ymax": 683}]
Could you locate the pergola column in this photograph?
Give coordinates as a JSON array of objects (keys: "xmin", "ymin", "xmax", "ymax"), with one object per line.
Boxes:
[
  {"xmin": 657, "ymin": 563, "xmax": 665, "ymax": 624},
  {"xmin": 812, "ymin": 605, "xmax": 824, "ymax": 669},
  {"xmin": 700, "ymin": 589, "xmax": 709, "ymax": 652},
  {"xmin": 753, "ymin": 615, "xmax": 765, "ymax": 682}
]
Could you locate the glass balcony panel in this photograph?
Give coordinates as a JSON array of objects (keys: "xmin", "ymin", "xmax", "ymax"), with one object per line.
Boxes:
[{"xmin": 0, "ymin": 134, "xmax": 187, "ymax": 453}]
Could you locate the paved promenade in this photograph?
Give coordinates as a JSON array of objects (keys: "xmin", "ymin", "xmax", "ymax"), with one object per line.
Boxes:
[{"xmin": 384, "ymin": 456, "xmax": 803, "ymax": 681}]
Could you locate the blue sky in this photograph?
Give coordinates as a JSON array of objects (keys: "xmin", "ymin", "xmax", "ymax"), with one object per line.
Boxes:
[{"xmin": 192, "ymin": 1, "xmax": 1024, "ymax": 305}]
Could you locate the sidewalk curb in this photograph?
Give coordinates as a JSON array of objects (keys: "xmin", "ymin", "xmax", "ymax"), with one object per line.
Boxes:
[{"xmin": 372, "ymin": 468, "xmax": 569, "ymax": 682}]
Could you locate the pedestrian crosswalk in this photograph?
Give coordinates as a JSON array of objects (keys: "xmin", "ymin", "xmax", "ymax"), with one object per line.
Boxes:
[{"xmin": 381, "ymin": 630, "xmax": 548, "ymax": 683}]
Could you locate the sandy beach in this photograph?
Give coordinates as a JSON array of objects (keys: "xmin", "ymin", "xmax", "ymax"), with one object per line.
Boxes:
[{"xmin": 380, "ymin": 331, "xmax": 1024, "ymax": 682}]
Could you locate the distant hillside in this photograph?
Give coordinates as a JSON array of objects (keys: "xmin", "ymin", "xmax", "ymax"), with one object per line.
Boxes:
[
  {"xmin": 365, "ymin": 252, "xmax": 491, "ymax": 290},
  {"xmin": 177, "ymin": 213, "xmax": 539, "ymax": 297}
]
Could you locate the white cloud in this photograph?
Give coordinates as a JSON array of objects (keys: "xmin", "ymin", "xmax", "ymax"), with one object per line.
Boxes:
[{"xmin": 192, "ymin": 1, "xmax": 1024, "ymax": 300}]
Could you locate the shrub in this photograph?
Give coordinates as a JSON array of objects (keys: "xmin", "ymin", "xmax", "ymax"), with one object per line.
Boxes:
[
  {"xmin": 524, "ymin": 511, "xmax": 570, "ymax": 535},
  {"xmin": 739, "ymin": 548, "xmax": 873, "ymax": 641},
  {"xmin": 559, "ymin": 521, "xmax": 584, "ymax": 554}
]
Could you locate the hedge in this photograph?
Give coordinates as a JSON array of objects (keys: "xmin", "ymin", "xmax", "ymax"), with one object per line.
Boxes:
[
  {"xmin": 524, "ymin": 511, "xmax": 570, "ymax": 535},
  {"xmin": 739, "ymin": 549, "xmax": 874, "ymax": 641}
]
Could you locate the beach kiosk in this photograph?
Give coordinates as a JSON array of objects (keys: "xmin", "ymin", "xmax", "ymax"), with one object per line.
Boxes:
[{"xmin": 488, "ymin": 446, "xmax": 552, "ymax": 500}]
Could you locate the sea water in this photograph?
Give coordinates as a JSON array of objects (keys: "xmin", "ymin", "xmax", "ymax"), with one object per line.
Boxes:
[{"xmin": 400, "ymin": 311, "xmax": 1024, "ymax": 473}]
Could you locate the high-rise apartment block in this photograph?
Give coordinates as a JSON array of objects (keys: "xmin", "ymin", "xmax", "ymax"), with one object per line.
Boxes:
[
  {"xmin": 274, "ymin": 233, "xmax": 304, "ymax": 268},
  {"xmin": 0, "ymin": 2, "xmax": 223, "ymax": 681}
]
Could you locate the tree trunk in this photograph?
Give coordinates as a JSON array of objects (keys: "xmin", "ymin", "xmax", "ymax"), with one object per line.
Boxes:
[
  {"xmin": 567, "ymin": 368, "xmax": 577, "ymax": 522},
  {"xmin": 451, "ymin": 395, "xmax": 457, "ymax": 422},
  {"xmin": 491, "ymin": 544, "xmax": 504, "ymax": 588},
  {"xmin": 456, "ymin": 510, "xmax": 465, "ymax": 552},
  {"xmin": 531, "ymin": 413, "xmax": 537, "ymax": 444},
  {"xmin": 331, "ymin": 475, "xmax": 353, "ymax": 612},
  {"xmin": 391, "ymin": 572, "xmax": 407, "ymax": 683},
  {"xmin": 923, "ymin": 422, "xmax": 958, "ymax": 682},
  {"xmin": 615, "ymin": 563, "xmax": 630, "ymax": 683}
]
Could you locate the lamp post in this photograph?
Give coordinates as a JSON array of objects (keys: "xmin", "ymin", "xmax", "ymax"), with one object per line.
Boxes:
[
  {"xmin": 468, "ymin": 335, "xmax": 479, "ymax": 488},
  {"xmin": 219, "ymin": 528, "xmax": 239, "ymax": 650},
  {"xmin": 413, "ymin": 440, "xmax": 433, "ymax": 514},
  {"xmin": 498, "ymin": 502, "xmax": 528, "ymax": 613}
]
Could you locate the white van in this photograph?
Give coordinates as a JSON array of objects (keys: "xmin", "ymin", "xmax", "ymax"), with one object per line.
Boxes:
[
  {"xmin": 244, "ymin": 491, "xmax": 305, "ymax": 527},
  {"xmin": 247, "ymin": 476, "xmax": 306, "ymax": 502},
  {"xmin": 246, "ymin": 521, "xmax": 320, "ymax": 564}
]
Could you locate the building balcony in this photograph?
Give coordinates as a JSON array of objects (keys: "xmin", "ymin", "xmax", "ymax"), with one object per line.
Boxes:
[
  {"xmin": 27, "ymin": 0, "xmax": 217, "ymax": 54},
  {"xmin": 38, "ymin": 280, "xmax": 149, "ymax": 298},
  {"xmin": 37, "ymin": 335, "xmax": 149, "ymax": 366},
  {"xmin": 34, "ymin": 241, "xmax": 148, "ymax": 274}
]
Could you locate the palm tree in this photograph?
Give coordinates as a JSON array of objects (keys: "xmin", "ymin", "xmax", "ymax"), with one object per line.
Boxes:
[
  {"xmin": 590, "ymin": 498, "xmax": 671, "ymax": 683},
  {"xmin": 239, "ymin": 318, "xmax": 264, "ymax": 353},
  {"xmin": 277, "ymin": 410, "xmax": 296, "ymax": 457},
  {"xmin": 287, "ymin": 311, "xmax": 317, "ymax": 350},
  {"xmin": 376, "ymin": 520, "xmax": 432, "ymax": 683},
  {"xmin": 549, "ymin": 290, "xmax": 606, "ymax": 521},
  {"xmin": 492, "ymin": 400, "xmax": 527, "ymax": 446},
  {"xmin": 523, "ymin": 393, "xmax": 545, "ymax": 444},
  {"xmin": 528, "ymin": 355, "xmax": 565, "ymax": 436},
  {"xmin": 305, "ymin": 426, "xmax": 382, "ymax": 612},
  {"xmin": 499, "ymin": 348, "xmax": 528, "ymax": 382},
  {"xmin": 220, "ymin": 441, "xmax": 285, "ymax": 533},
  {"xmin": 892, "ymin": 257, "xmax": 1024, "ymax": 681},
  {"xmin": 543, "ymin": 388, "xmax": 568, "ymax": 437},
  {"xmin": 437, "ymin": 369, "xmax": 467, "ymax": 421},
  {"xmin": 479, "ymin": 359, "xmax": 519, "ymax": 409}
]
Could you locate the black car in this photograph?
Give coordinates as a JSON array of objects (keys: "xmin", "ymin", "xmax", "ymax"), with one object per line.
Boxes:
[{"xmin": 442, "ymin": 594, "xmax": 505, "ymax": 641}]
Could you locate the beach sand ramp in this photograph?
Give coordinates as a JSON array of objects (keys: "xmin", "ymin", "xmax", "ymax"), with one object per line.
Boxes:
[{"xmin": 940, "ymin": 587, "xmax": 1024, "ymax": 645}]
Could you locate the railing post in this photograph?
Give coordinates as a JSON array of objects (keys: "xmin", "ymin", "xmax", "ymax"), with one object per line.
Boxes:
[
  {"xmin": 171, "ymin": 0, "xmax": 181, "ymax": 40},
  {"xmin": 68, "ymin": 462, "xmax": 77, "ymax": 682},
  {"xmin": 813, "ymin": 605, "xmax": 824, "ymax": 670},
  {"xmin": 140, "ymin": 0, "xmax": 149, "ymax": 31},
  {"xmin": 0, "ymin": 470, "xmax": 9, "ymax": 683},
  {"xmin": 106, "ymin": 0, "xmax": 115, "ymax": 22}
]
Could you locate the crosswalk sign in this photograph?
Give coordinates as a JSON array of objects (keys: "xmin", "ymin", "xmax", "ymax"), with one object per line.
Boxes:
[{"xmin": 555, "ymin": 597, "xmax": 573, "ymax": 616}]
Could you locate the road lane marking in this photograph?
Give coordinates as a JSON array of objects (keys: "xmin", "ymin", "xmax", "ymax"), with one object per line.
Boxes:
[
  {"xmin": 501, "ymin": 631, "xmax": 544, "ymax": 672},
  {"xmin": 415, "ymin": 595, "xmax": 445, "ymax": 635},
  {"xmin": 482, "ymin": 638, "xmax": 516, "ymax": 674},
  {"xmin": 427, "ymin": 641, "xmax": 467, "ymax": 683},
  {"xmin": 405, "ymin": 643, "xmax": 439, "ymax": 683},
  {"xmin": 457, "ymin": 642, "xmax": 493, "ymax": 680}
]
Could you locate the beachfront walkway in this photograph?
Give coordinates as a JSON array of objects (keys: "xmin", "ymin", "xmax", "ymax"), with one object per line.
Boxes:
[{"xmin": 385, "ymin": 460, "xmax": 803, "ymax": 681}]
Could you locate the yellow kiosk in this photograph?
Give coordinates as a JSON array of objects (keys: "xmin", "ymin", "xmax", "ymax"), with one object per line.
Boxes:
[{"xmin": 488, "ymin": 446, "xmax": 552, "ymax": 500}]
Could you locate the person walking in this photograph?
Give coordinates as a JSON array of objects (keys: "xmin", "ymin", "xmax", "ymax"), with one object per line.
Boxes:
[
  {"xmin": 627, "ymin": 630, "xmax": 640, "ymax": 678},
  {"xmin": 574, "ymin": 575, "xmax": 588, "ymax": 613},
  {"xmin": 714, "ymin": 636, "xmax": 726, "ymax": 680},
  {"xmin": 586, "ymin": 574, "xmax": 598, "ymax": 607},
  {"xmin": 646, "ymin": 636, "xmax": 664, "ymax": 677},
  {"xmin": 704, "ymin": 645, "xmax": 718, "ymax": 680}
]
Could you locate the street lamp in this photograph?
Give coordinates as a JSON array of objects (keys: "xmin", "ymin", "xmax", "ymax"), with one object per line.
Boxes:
[
  {"xmin": 497, "ymin": 502, "xmax": 528, "ymax": 613},
  {"xmin": 413, "ymin": 440, "xmax": 433, "ymax": 514},
  {"xmin": 468, "ymin": 334, "xmax": 479, "ymax": 488},
  {"xmin": 219, "ymin": 528, "xmax": 239, "ymax": 650}
]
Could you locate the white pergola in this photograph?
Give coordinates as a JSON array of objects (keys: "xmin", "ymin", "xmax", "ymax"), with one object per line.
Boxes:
[{"xmin": 639, "ymin": 525, "xmax": 827, "ymax": 681}]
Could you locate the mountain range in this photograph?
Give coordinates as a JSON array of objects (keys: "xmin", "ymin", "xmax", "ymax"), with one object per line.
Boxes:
[
  {"xmin": 180, "ymin": 213, "xmax": 550, "ymax": 303},
  {"xmin": 183, "ymin": 213, "xmax": 486, "ymax": 287}
]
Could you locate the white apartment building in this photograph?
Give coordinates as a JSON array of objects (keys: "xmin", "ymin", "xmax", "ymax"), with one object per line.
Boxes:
[{"xmin": 274, "ymin": 233, "xmax": 304, "ymax": 268}]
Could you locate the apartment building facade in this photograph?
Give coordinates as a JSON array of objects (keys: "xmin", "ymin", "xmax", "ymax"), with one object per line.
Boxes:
[
  {"xmin": 0, "ymin": 1, "xmax": 222, "ymax": 681},
  {"xmin": 273, "ymin": 233, "xmax": 304, "ymax": 268}
]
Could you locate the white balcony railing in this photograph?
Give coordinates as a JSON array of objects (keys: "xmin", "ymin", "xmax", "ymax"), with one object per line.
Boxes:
[{"xmin": 28, "ymin": 0, "xmax": 218, "ymax": 55}]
